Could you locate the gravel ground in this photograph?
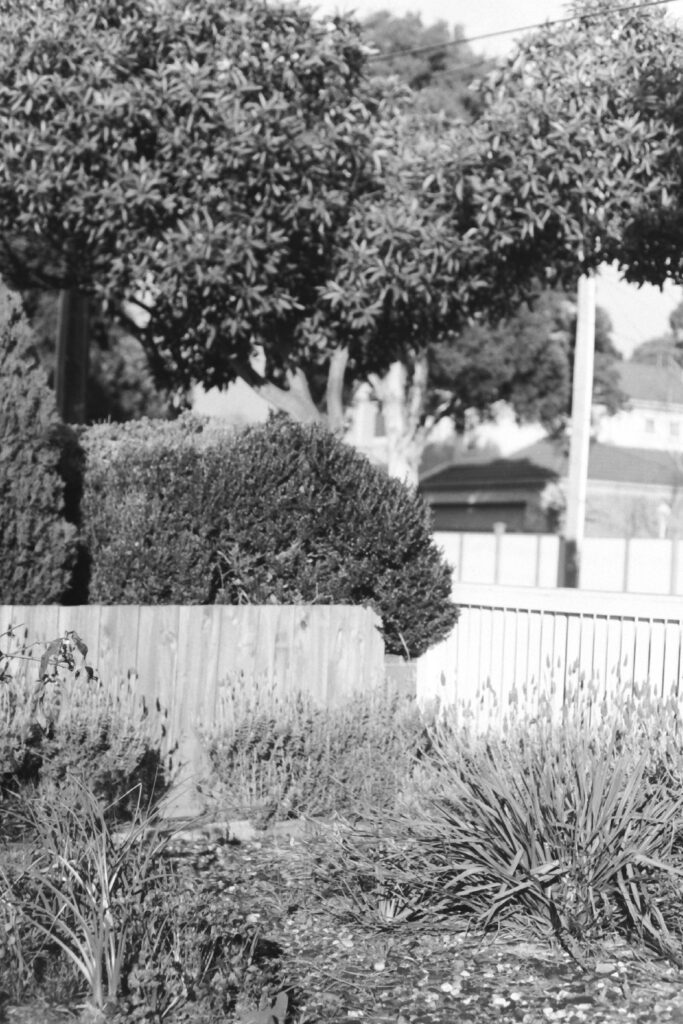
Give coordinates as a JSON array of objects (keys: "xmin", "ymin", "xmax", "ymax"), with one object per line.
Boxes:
[{"xmin": 5, "ymin": 820, "xmax": 683, "ymax": 1023}]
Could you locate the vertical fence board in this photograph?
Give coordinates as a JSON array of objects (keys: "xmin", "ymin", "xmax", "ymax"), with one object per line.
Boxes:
[{"xmin": 418, "ymin": 585, "xmax": 683, "ymax": 730}]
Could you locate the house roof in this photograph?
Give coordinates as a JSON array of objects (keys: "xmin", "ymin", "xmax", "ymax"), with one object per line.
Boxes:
[
  {"xmin": 419, "ymin": 440, "xmax": 683, "ymax": 492},
  {"xmin": 617, "ymin": 362, "xmax": 683, "ymax": 405}
]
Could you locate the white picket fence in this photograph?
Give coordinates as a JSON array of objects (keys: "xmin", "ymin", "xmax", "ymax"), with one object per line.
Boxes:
[{"xmin": 417, "ymin": 584, "xmax": 683, "ymax": 728}]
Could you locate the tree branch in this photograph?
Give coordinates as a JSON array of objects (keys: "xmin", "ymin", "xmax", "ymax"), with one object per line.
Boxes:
[{"xmin": 234, "ymin": 362, "xmax": 322, "ymax": 423}]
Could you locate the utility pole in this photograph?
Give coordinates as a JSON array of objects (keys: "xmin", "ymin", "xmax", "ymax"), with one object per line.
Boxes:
[
  {"xmin": 560, "ymin": 273, "xmax": 595, "ymax": 588},
  {"xmin": 55, "ymin": 289, "xmax": 89, "ymax": 424}
]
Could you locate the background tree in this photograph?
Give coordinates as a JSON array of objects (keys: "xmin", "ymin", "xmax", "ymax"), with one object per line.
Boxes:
[
  {"xmin": 359, "ymin": 10, "xmax": 491, "ymax": 120},
  {"xmin": 631, "ymin": 298, "xmax": 683, "ymax": 370},
  {"xmin": 428, "ymin": 290, "xmax": 622, "ymax": 433},
  {"xmin": 329, "ymin": 0, "xmax": 683, "ymax": 480}
]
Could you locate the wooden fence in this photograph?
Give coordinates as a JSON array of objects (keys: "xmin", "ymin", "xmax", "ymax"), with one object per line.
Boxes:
[
  {"xmin": 0, "ymin": 604, "xmax": 385, "ymax": 814},
  {"xmin": 416, "ymin": 584, "xmax": 683, "ymax": 730}
]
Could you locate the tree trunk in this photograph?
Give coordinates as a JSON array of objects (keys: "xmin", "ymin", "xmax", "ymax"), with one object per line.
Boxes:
[
  {"xmin": 55, "ymin": 289, "xmax": 89, "ymax": 424},
  {"xmin": 370, "ymin": 356, "xmax": 430, "ymax": 487},
  {"xmin": 247, "ymin": 366, "xmax": 321, "ymax": 423}
]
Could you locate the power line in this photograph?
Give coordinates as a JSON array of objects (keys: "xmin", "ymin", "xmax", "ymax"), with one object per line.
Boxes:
[{"xmin": 365, "ymin": 0, "xmax": 682, "ymax": 64}]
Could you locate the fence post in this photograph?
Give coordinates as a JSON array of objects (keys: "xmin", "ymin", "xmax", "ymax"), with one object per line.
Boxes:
[
  {"xmin": 622, "ymin": 537, "xmax": 630, "ymax": 593},
  {"xmin": 493, "ymin": 522, "xmax": 505, "ymax": 584}
]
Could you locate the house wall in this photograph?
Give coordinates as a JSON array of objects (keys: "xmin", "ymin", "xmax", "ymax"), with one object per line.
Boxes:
[
  {"xmin": 596, "ymin": 402, "xmax": 683, "ymax": 451},
  {"xmin": 585, "ymin": 480, "xmax": 683, "ymax": 538}
]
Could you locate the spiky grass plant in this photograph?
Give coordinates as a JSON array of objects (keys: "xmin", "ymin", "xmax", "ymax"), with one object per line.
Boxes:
[
  {"xmin": 204, "ymin": 680, "xmax": 426, "ymax": 824},
  {"xmin": 314, "ymin": 691, "xmax": 683, "ymax": 963},
  {"xmin": 0, "ymin": 781, "xmax": 171, "ymax": 1016}
]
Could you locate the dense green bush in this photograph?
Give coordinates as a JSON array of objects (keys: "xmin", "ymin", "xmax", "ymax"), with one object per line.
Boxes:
[
  {"xmin": 82, "ymin": 416, "xmax": 457, "ymax": 656},
  {"xmin": 81, "ymin": 413, "xmax": 222, "ymax": 604},
  {"xmin": 0, "ymin": 286, "xmax": 77, "ymax": 603}
]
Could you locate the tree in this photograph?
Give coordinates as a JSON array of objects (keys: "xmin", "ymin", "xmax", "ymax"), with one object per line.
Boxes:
[
  {"xmin": 359, "ymin": 10, "xmax": 491, "ymax": 120},
  {"xmin": 0, "ymin": 0, "xmax": 392, "ymax": 418},
  {"xmin": 23, "ymin": 290, "xmax": 182, "ymax": 422},
  {"xmin": 1, "ymin": 0, "xmax": 681, "ymax": 484},
  {"xmin": 328, "ymin": 0, "xmax": 683, "ymax": 480},
  {"xmin": 430, "ymin": 290, "xmax": 622, "ymax": 430},
  {"xmin": 631, "ymin": 298, "xmax": 683, "ymax": 370}
]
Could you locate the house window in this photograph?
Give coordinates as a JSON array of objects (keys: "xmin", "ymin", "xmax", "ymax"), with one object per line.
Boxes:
[
  {"xmin": 671, "ymin": 420, "xmax": 680, "ymax": 439},
  {"xmin": 645, "ymin": 418, "xmax": 655, "ymax": 434}
]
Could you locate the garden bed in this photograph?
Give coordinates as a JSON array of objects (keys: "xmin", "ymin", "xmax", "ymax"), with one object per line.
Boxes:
[{"xmin": 4, "ymin": 811, "xmax": 683, "ymax": 1023}]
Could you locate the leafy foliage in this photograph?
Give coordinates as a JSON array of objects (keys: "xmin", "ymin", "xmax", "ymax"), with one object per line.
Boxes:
[
  {"xmin": 360, "ymin": 12, "xmax": 491, "ymax": 121},
  {"xmin": 457, "ymin": 0, "xmax": 683, "ymax": 294},
  {"xmin": 80, "ymin": 413, "xmax": 221, "ymax": 604},
  {"xmin": 0, "ymin": 0, "xmax": 389, "ymax": 391},
  {"xmin": 0, "ymin": 285, "xmax": 77, "ymax": 602},
  {"xmin": 0, "ymin": 783, "xmax": 172, "ymax": 1013},
  {"xmin": 81, "ymin": 416, "xmax": 457, "ymax": 657},
  {"xmin": 429, "ymin": 289, "xmax": 623, "ymax": 432}
]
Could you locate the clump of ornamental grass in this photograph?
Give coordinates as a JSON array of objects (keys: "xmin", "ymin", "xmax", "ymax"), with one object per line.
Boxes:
[
  {"xmin": 0, "ymin": 779, "xmax": 287, "ymax": 1021},
  {"xmin": 203, "ymin": 679, "xmax": 427, "ymax": 826},
  {"xmin": 0, "ymin": 780, "xmax": 172, "ymax": 1016},
  {"xmin": 311, "ymin": 689, "xmax": 683, "ymax": 964}
]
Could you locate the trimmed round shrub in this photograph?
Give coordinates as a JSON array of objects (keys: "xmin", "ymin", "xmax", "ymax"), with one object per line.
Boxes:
[
  {"xmin": 81, "ymin": 413, "xmax": 222, "ymax": 604},
  {"xmin": 81, "ymin": 415, "xmax": 457, "ymax": 657},
  {"xmin": 0, "ymin": 286, "xmax": 77, "ymax": 602},
  {"xmin": 212, "ymin": 419, "xmax": 457, "ymax": 656}
]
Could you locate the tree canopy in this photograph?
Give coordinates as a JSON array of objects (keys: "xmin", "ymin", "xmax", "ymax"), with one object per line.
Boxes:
[
  {"xmin": 0, "ymin": 0, "xmax": 393, "ymax": 396},
  {"xmin": 359, "ymin": 10, "xmax": 490, "ymax": 120},
  {"xmin": 453, "ymin": 0, "xmax": 683, "ymax": 294},
  {"xmin": 1, "ymin": 0, "xmax": 683, "ymax": 480},
  {"xmin": 428, "ymin": 290, "xmax": 622, "ymax": 434}
]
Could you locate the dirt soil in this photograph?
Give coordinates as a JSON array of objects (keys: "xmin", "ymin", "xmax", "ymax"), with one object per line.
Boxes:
[{"xmin": 203, "ymin": 820, "xmax": 683, "ymax": 1024}]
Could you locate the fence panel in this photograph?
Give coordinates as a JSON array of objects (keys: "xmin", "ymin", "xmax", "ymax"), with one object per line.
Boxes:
[{"xmin": 417, "ymin": 584, "xmax": 683, "ymax": 729}]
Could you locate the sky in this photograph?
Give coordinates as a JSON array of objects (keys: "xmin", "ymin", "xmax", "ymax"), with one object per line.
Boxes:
[{"xmin": 305, "ymin": 0, "xmax": 683, "ymax": 354}]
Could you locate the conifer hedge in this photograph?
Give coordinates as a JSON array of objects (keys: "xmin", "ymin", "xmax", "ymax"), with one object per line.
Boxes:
[{"xmin": 0, "ymin": 287, "xmax": 77, "ymax": 603}]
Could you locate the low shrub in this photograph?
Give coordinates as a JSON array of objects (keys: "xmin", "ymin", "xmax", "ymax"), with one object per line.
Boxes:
[
  {"xmin": 314, "ymin": 696, "xmax": 683, "ymax": 960},
  {"xmin": 81, "ymin": 415, "xmax": 457, "ymax": 657},
  {"xmin": 0, "ymin": 626, "xmax": 167, "ymax": 819},
  {"xmin": 203, "ymin": 681, "xmax": 428, "ymax": 826},
  {"xmin": 0, "ymin": 285, "xmax": 77, "ymax": 603}
]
